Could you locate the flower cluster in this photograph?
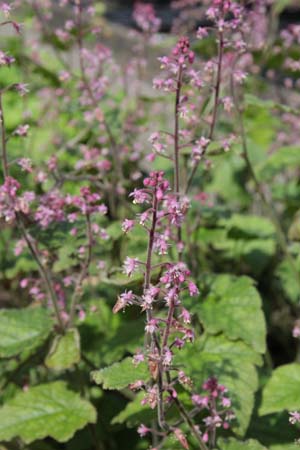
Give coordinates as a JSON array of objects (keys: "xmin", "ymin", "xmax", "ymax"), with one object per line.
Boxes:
[
  {"xmin": 137, "ymin": 376, "xmax": 234, "ymax": 447},
  {"xmin": 153, "ymin": 36, "xmax": 194, "ymax": 93},
  {"xmin": 0, "ymin": 177, "xmax": 35, "ymax": 223},
  {"xmin": 133, "ymin": 2, "xmax": 161, "ymax": 34},
  {"xmin": 192, "ymin": 377, "xmax": 235, "ymax": 444},
  {"xmin": 289, "ymin": 411, "xmax": 300, "ymax": 446}
]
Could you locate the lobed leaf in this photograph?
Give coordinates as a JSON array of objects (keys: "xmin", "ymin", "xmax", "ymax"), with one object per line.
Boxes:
[
  {"xmin": 218, "ymin": 438, "xmax": 267, "ymax": 449},
  {"xmin": 91, "ymin": 357, "xmax": 149, "ymax": 390},
  {"xmin": 0, "ymin": 382, "xmax": 96, "ymax": 443},
  {"xmin": 260, "ymin": 363, "xmax": 300, "ymax": 416},
  {"xmin": 45, "ymin": 328, "xmax": 81, "ymax": 371},
  {"xmin": 0, "ymin": 307, "xmax": 53, "ymax": 358},
  {"xmin": 195, "ymin": 275, "xmax": 266, "ymax": 353}
]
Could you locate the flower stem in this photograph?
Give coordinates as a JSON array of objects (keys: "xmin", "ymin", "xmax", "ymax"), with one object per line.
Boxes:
[{"xmin": 186, "ymin": 28, "xmax": 224, "ymax": 193}]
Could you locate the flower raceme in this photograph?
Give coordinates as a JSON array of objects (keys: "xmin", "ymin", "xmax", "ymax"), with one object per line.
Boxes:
[
  {"xmin": 114, "ymin": 170, "xmax": 234, "ymax": 446},
  {"xmin": 133, "ymin": 2, "xmax": 161, "ymax": 35},
  {"xmin": 111, "ymin": 15, "xmax": 242, "ymax": 444}
]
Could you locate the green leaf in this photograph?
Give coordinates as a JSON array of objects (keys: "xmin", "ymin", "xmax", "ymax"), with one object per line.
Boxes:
[
  {"xmin": 218, "ymin": 438, "xmax": 267, "ymax": 449},
  {"xmin": 220, "ymin": 214, "xmax": 275, "ymax": 240},
  {"xmin": 111, "ymin": 392, "xmax": 154, "ymax": 427},
  {"xmin": 208, "ymin": 152, "xmax": 249, "ymax": 205},
  {"xmin": 247, "ymin": 411, "xmax": 298, "ymax": 448},
  {"xmin": 45, "ymin": 328, "xmax": 81, "ymax": 371},
  {"xmin": 175, "ymin": 334, "xmax": 262, "ymax": 435},
  {"xmin": 270, "ymin": 445, "xmax": 299, "ymax": 450},
  {"xmin": 273, "ymin": 0, "xmax": 295, "ymax": 14},
  {"xmin": 0, "ymin": 307, "xmax": 53, "ymax": 358},
  {"xmin": 260, "ymin": 363, "xmax": 300, "ymax": 416},
  {"xmin": 79, "ymin": 300, "xmax": 144, "ymax": 366},
  {"xmin": 196, "ymin": 275, "xmax": 266, "ymax": 353},
  {"xmin": 257, "ymin": 146, "xmax": 300, "ymax": 179},
  {"xmin": 91, "ymin": 357, "xmax": 149, "ymax": 390},
  {"xmin": 276, "ymin": 258, "xmax": 300, "ymax": 304},
  {"xmin": 101, "ymin": 273, "xmax": 144, "ymax": 288},
  {"xmin": 215, "ymin": 238, "xmax": 276, "ymax": 276},
  {"xmin": 198, "ymin": 215, "xmax": 276, "ymax": 276},
  {"xmin": 0, "ymin": 381, "xmax": 96, "ymax": 443},
  {"xmin": 289, "ymin": 212, "xmax": 300, "ymax": 242},
  {"xmin": 245, "ymin": 93, "xmax": 297, "ymax": 115},
  {"xmin": 215, "ymin": 215, "xmax": 276, "ymax": 275}
]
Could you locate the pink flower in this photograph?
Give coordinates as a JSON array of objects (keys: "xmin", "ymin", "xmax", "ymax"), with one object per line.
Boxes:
[
  {"xmin": 145, "ymin": 318, "xmax": 159, "ymax": 334},
  {"xmin": 63, "ymin": 276, "xmax": 73, "ymax": 287},
  {"xmin": 178, "ymin": 371, "xmax": 192, "ymax": 387},
  {"xmin": 174, "ymin": 337, "xmax": 185, "ymax": 349},
  {"xmin": 36, "ymin": 171, "xmax": 47, "ymax": 183},
  {"xmin": 59, "ymin": 71, "xmax": 71, "ymax": 82},
  {"xmin": 1, "ymin": 2, "xmax": 12, "ymax": 17},
  {"xmin": 35, "ymin": 191, "xmax": 65, "ymax": 228},
  {"xmin": 197, "ymin": 27, "xmax": 208, "ymax": 39},
  {"xmin": 18, "ymin": 158, "xmax": 32, "ymax": 172},
  {"xmin": 14, "ymin": 239, "xmax": 26, "ymax": 256},
  {"xmin": 203, "ymin": 415, "xmax": 222, "ymax": 428},
  {"xmin": 221, "ymin": 96, "xmax": 234, "ymax": 112},
  {"xmin": 289, "ymin": 411, "xmax": 300, "ymax": 425},
  {"xmin": 0, "ymin": 50, "xmax": 14, "ymax": 66},
  {"xmin": 141, "ymin": 386, "xmax": 158, "ymax": 409},
  {"xmin": 222, "ymin": 397, "xmax": 231, "ymax": 407},
  {"xmin": 141, "ymin": 286, "xmax": 159, "ymax": 310},
  {"xmin": 121, "ymin": 219, "xmax": 134, "ymax": 233},
  {"xmin": 233, "ymin": 70, "xmax": 247, "ymax": 84},
  {"xmin": 129, "ymin": 188, "xmax": 149, "ymax": 204},
  {"xmin": 206, "ymin": 7, "xmax": 218, "ymax": 20},
  {"xmin": 192, "ymin": 394, "xmax": 209, "ymax": 408},
  {"xmin": 174, "ymin": 428, "xmax": 189, "ymax": 450},
  {"xmin": 182, "ymin": 328, "xmax": 194, "ymax": 342},
  {"xmin": 133, "ymin": 2, "xmax": 161, "ymax": 34},
  {"xmin": 78, "ymin": 309, "xmax": 86, "ymax": 321},
  {"xmin": 113, "ymin": 290, "xmax": 135, "ymax": 313},
  {"xmin": 137, "ymin": 424, "xmax": 150, "ymax": 437},
  {"xmin": 153, "ymin": 233, "xmax": 169, "ymax": 255},
  {"xmin": 14, "ymin": 124, "xmax": 30, "ymax": 137},
  {"xmin": 0, "ymin": 177, "xmax": 22, "ymax": 222},
  {"xmin": 293, "ymin": 321, "xmax": 300, "ymax": 338},
  {"xmin": 133, "ymin": 351, "xmax": 144, "ymax": 366},
  {"xmin": 202, "ymin": 432, "xmax": 209, "ymax": 443},
  {"xmin": 188, "ymin": 281, "xmax": 199, "ymax": 296},
  {"xmin": 162, "ymin": 348, "xmax": 173, "ymax": 366},
  {"xmin": 47, "ymin": 155, "xmax": 57, "ymax": 171},
  {"xmin": 55, "ymin": 29, "xmax": 70, "ymax": 42},
  {"xmin": 123, "ymin": 257, "xmax": 140, "ymax": 277},
  {"xmin": 20, "ymin": 278, "xmax": 29, "ymax": 289},
  {"xmin": 15, "ymin": 83, "xmax": 29, "ymax": 96},
  {"xmin": 180, "ymin": 308, "xmax": 191, "ymax": 324}
]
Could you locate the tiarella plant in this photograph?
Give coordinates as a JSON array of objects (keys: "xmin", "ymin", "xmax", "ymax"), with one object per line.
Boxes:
[{"xmin": 1, "ymin": 1, "xmax": 300, "ymax": 450}]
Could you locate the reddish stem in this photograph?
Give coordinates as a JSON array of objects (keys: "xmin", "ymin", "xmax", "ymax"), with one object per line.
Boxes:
[
  {"xmin": 174, "ymin": 65, "xmax": 183, "ymax": 197},
  {"xmin": 186, "ymin": 29, "xmax": 224, "ymax": 193}
]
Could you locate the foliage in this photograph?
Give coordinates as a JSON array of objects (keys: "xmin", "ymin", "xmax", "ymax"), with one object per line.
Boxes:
[{"xmin": 0, "ymin": 1, "xmax": 299, "ymax": 449}]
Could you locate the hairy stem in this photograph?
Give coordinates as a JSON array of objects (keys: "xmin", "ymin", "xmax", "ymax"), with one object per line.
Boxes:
[
  {"xmin": 174, "ymin": 65, "xmax": 184, "ymax": 254},
  {"xmin": 174, "ymin": 65, "xmax": 183, "ymax": 197},
  {"xmin": 144, "ymin": 190, "xmax": 167, "ymax": 429},
  {"xmin": 186, "ymin": 28, "xmax": 224, "ymax": 193}
]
